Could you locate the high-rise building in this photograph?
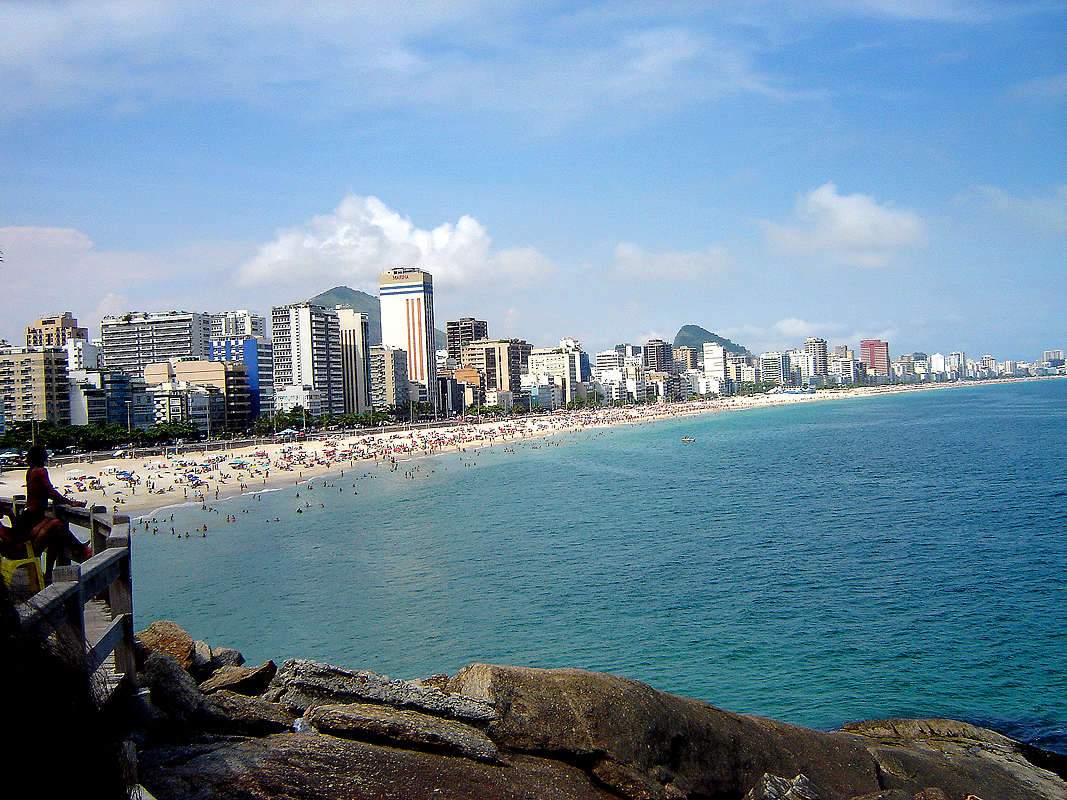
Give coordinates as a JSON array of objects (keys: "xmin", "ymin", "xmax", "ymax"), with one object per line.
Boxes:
[
  {"xmin": 644, "ymin": 339, "xmax": 673, "ymax": 373},
  {"xmin": 368, "ymin": 345, "xmax": 409, "ymax": 409},
  {"xmin": 336, "ymin": 308, "xmax": 371, "ymax": 415},
  {"xmin": 759, "ymin": 352, "xmax": 789, "ymax": 385},
  {"xmin": 805, "ymin": 338, "xmax": 828, "ymax": 376},
  {"xmin": 860, "ymin": 339, "xmax": 891, "ymax": 377},
  {"xmin": 26, "ymin": 312, "xmax": 88, "ymax": 348},
  {"xmin": 0, "ymin": 347, "xmax": 71, "ymax": 424},
  {"xmin": 947, "ymin": 351, "xmax": 967, "ymax": 377},
  {"xmin": 446, "ymin": 318, "xmax": 489, "ymax": 362},
  {"xmin": 703, "ymin": 343, "xmax": 727, "ymax": 382},
  {"xmin": 100, "ymin": 311, "xmax": 212, "ymax": 377},
  {"xmin": 379, "ymin": 268, "xmax": 437, "ymax": 405},
  {"xmin": 271, "ymin": 303, "xmax": 343, "ymax": 416},
  {"xmin": 673, "ymin": 345, "xmax": 700, "ymax": 373},
  {"xmin": 210, "ymin": 310, "xmax": 266, "ymax": 340},
  {"xmin": 460, "ymin": 339, "xmax": 531, "ymax": 394},
  {"xmin": 211, "ymin": 337, "xmax": 274, "ymax": 420}
]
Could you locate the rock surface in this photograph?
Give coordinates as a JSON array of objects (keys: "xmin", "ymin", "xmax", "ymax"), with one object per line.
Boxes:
[
  {"xmin": 266, "ymin": 658, "xmax": 497, "ymax": 722},
  {"xmin": 197, "ymin": 689, "xmax": 295, "ymax": 737},
  {"xmin": 306, "ymin": 702, "xmax": 499, "ymax": 762}
]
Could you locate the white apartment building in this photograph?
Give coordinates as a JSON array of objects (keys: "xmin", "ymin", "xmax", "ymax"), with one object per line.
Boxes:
[
  {"xmin": 528, "ymin": 339, "xmax": 586, "ymax": 405},
  {"xmin": 271, "ymin": 303, "xmax": 344, "ymax": 416},
  {"xmin": 100, "ymin": 311, "xmax": 212, "ymax": 377},
  {"xmin": 211, "ymin": 310, "xmax": 267, "ymax": 340}
]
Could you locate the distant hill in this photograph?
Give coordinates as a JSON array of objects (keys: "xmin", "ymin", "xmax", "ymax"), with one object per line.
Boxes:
[
  {"xmin": 307, "ymin": 286, "xmax": 445, "ymax": 349},
  {"xmin": 673, "ymin": 325, "xmax": 750, "ymax": 357}
]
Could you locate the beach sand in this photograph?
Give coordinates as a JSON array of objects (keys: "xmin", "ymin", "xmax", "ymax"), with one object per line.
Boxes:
[{"xmin": 0, "ymin": 380, "xmax": 1043, "ymax": 520}]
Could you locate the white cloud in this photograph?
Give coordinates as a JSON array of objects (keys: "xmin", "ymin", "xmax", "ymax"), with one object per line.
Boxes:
[
  {"xmin": 235, "ymin": 194, "xmax": 554, "ymax": 294},
  {"xmin": 1011, "ymin": 72, "xmax": 1067, "ymax": 105},
  {"xmin": 762, "ymin": 183, "xmax": 928, "ymax": 267},
  {"xmin": 773, "ymin": 317, "xmax": 845, "ymax": 338},
  {"xmin": 974, "ymin": 185, "xmax": 1067, "ymax": 234},
  {"xmin": 0, "ymin": 225, "xmax": 250, "ymax": 343},
  {"xmin": 609, "ymin": 241, "xmax": 733, "ymax": 280},
  {"xmin": 0, "ymin": 2, "xmax": 790, "ymax": 128}
]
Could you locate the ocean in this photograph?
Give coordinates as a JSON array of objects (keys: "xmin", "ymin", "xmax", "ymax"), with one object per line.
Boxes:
[{"xmin": 132, "ymin": 378, "xmax": 1067, "ymax": 753}]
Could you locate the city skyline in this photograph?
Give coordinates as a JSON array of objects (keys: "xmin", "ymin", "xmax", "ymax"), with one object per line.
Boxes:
[{"xmin": 1, "ymin": 3, "xmax": 1065, "ymax": 360}]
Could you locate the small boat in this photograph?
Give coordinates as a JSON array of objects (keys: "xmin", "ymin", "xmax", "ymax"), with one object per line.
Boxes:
[{"xmin": 682, "ymin": 437, "xmax": 695, "ymax": 442}]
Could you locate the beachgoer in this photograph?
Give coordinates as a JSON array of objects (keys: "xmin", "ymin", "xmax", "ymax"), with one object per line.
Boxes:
[{"xmin": 0, "ymin": 444, "xmax": 91, "ymax": 582}]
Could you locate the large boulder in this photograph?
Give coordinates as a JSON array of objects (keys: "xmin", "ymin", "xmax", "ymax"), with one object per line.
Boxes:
[
  {"xmin": 139, "ymin": 650, "xmax": 203, "ymax": 726},
  {"xmin": 447, "ymin": 664, "xmax": 1067, "ymax": 800},
  {"xmin": 267, "ymin": 658, "xmax": 496, "ymax": 723},
  {"xmin": 137, "ymin": 620, "xmax": 196, "ymax": 670}
]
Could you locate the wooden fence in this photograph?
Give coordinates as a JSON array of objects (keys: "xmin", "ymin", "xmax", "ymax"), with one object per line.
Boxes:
[{"xmin": 2, "ymin": 496, "xmax": 136, "ymax": 696}]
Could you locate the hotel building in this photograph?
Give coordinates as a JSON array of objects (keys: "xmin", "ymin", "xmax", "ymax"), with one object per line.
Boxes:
[{"xmin": 379, "ymin": 268, "xmax": 437, "ymax": 406}]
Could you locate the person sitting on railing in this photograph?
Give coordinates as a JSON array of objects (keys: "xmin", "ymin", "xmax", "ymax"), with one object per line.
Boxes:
[{"xmin": 0, "ymin": 444, "xmax": 91, "ymax": 583}]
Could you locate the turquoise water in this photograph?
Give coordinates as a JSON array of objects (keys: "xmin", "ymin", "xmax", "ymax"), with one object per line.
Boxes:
[{"xmin": 133, "ymin": 379, "xmax": 1067, "ymax": 752}]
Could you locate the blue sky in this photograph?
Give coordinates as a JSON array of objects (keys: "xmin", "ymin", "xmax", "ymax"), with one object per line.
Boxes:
[{"xmin": 2, "ymin": 1, "xmax": 1065, "ymax": 360}]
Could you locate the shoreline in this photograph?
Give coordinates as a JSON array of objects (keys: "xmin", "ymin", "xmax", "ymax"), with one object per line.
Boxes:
[{"xmin": 1, "ymin": 376, "xmax": 1055, "ymax": 520}]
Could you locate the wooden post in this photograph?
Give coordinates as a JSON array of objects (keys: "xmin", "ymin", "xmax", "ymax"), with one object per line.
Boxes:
[
  {"xmin": 106, "ymin": 519, "xmax": 136, "ymax": 678},
  {"xmin": 51, "ymin": 564, "xmax": 87, "ymax": 661}
]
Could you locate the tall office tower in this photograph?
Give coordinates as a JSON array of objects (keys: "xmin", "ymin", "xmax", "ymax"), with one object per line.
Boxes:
[
  {"xmin": 759, "ymin": 352, "xmax": 789, "ymax": 385},
  {"xmin": 0, "ymin": 346, "xmax": 71, "ymax": 423},
  {"xmin": 805, "ymin": 338, "xmax": 829, "ymax": 376},
  {"xmin": 26, "ymin": 312, "xmax": 89, "ymax": 348},
  {"xmin": 379, "ymin": 268, "xmax": 437, "ymax": 405},
  {"xmin": 211, "ymin": 310, "xmax": 267, "ymax": 340},
  {"xmin": 860, "ymin": 339, "xmax": 891, "ymax": 377},
  {"xmin": 100, "ymin": 311, "xmax": 212, "ymax": 378},
  {"xmin": 460, "ymin": 339, "xmax": 532, "ymax": 394},
  {"xmin": 446, "ymin": 318, "xmax": 489, "ymax": 362},
  {"xmin": 947, "ymin": 351, "xmax": 967, "ymax": 376},
  {"xmin": 211, "ymin": 337, "xmax": 274, "ymax": 420},
  {"xmin": 368, "ymin": 345, "xmax": 410, "ymax": 409},
  {"xmin": 271, "ymin": 302, "xmax": 343, "ymax": 416},
  {"xmin": 702, "ymin": 343, "xmax": 727, "ymax": 381},
  {"xmin": 336, "ymin": 308, "xmax": 371, "ymax": 415},
  {"xmin": 643, "ymin": 339, "xmax": 673, "ymax": 373}
]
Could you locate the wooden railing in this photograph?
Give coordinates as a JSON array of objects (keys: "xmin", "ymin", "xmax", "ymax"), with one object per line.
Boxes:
[{"xmin": 2, "ymin": 496, "xmax": 136, "ymax": 693}]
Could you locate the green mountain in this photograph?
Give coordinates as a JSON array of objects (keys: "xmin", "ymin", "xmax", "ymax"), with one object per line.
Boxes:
[
  {"xmin": 307, "ymin": 285, "xmax": 445, "ymax": 349},
  {"xmin": 673, "ymin": 325, "xmax": 751, "ymax": 357}
]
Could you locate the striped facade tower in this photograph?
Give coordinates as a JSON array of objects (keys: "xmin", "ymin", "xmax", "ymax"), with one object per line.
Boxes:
[{"xmin": 379, "ymin": 268, "xmax": 437, "ymax": 407}]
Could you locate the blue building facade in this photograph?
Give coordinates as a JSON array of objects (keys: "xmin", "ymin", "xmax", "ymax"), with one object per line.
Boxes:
[{"xmin": 211, "ymin": 337, "xmax": 273, "ymax": 420}]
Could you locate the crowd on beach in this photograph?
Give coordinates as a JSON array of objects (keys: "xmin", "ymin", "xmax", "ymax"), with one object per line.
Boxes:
[{"xmin": 0, "ymin": 379, "xmax": 1039, "ymax": 522}]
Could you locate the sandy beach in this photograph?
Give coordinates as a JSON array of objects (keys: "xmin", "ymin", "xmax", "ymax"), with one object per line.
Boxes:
[{"xmin": 0, "ymin": 379, "xmax": 1047, "ymax": 520}]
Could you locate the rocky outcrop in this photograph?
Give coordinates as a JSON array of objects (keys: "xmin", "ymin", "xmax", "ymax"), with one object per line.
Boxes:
[
  {"xmin": 130, "ymin": 623, "xmax": 1067, "ymax": 800},
  {"xmin": 265, "ymin": 657, "xmax": 496, "ymax": 722},
  {"xmin": 306, "ymin": 702, "xmax": 500, "ymax": 762}
]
